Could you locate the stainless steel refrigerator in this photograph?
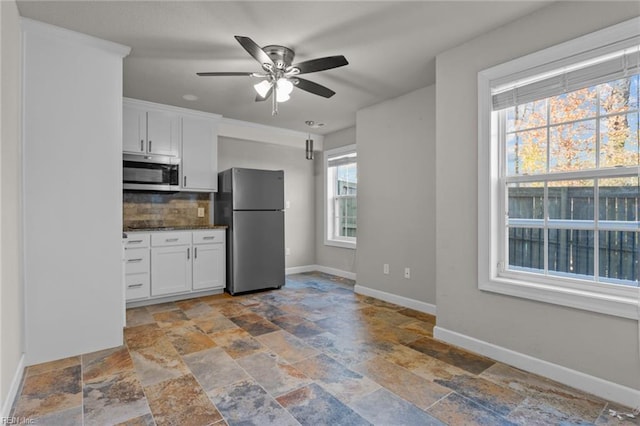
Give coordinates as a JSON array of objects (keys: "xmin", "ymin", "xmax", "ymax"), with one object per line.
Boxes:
[{"xmin": 214, "ymin": 168, "xmax": 285, "ymax": 295}]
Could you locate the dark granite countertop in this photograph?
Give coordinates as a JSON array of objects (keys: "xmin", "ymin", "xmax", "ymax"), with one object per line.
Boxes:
[{"xmin": 124, "ymin": 225, "xmax": 227, "ymax": 232}]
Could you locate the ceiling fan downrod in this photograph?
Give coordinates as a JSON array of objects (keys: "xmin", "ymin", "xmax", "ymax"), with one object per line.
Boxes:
[{"xmin": 272, "ymin": 83, "xmax": 278, "ymax": 115}]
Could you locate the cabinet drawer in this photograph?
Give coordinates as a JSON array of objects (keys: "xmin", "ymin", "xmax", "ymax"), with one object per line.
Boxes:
[
  {"xmin": 123, "ymin": 233, "xmax": 150, "ymax": 248},
  {"xmin": 193, "ymin": 230, "xmax": 225, "ymax": 244},
  {"xmin": 151, "ymin": 232, "xmax": 191, "ymax": 247},
  {"xmin": 124, "ymin": 248, "xmax": 149, "ymax": 275},
  {"xmin": 125, "ymin": 273, "xmax": 150, "ymax": 300}
]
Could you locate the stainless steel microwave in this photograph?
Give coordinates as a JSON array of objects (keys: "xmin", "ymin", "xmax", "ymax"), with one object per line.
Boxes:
[{"xmin": 123, "ymin": 154, "xmax": 180, "ymax": 191}]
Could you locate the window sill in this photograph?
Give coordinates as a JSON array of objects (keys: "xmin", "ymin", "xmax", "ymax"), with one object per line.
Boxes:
[
  {"xmin": 325, "ymin": 239, "xmax": 356, "ymax": 250},
  {"xmin": 480, "ymin": 275, "xmax": 639, "ymax": 320}
]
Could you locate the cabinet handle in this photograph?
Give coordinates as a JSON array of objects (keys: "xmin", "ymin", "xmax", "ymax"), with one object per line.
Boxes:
[
  {"xmin": 128, "ymin": 283, "xmax": 144, "ymax": 288},
  {"xmin": 165, "ymin": 238, "xmax": 179, "ymax": 242},
  {"xmin": 128, "ymin": 239, "xmax": 143, "ymax": 244},
  {"xmin": 148, "ymin": 140, "xmax": 152, "ymax": 152},
  {"xmin": 187, "ymin": 248, "xmax": 190, "ymax": 260},
  {"xmin": 194, "ymin": 247, "xmax": 198, "ymax": 259},
  {"xmin": 140, "ymin": 140, "xmax": 144, "ymax": 152},
  {"xmin": 127, "ymin": 258, "xmax": 143, "ymax": 263},
  {"xmin": 183, "ymin": 176, "xmax": 187, "ymax": 186},
  {"xmin": 203, "ymin": 236, "xmax": 215, "ymax": 240}
]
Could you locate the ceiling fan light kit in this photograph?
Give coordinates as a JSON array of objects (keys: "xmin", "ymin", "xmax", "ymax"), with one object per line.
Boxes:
[{"xmin": 197, "ymin": 35, "xmax": 348, "ymax": 116}]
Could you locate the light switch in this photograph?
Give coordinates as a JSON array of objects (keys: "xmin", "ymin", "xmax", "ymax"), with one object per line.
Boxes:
[{"xmin": 285, "ymin": 201, "xmax": 291, "ymax": 209}]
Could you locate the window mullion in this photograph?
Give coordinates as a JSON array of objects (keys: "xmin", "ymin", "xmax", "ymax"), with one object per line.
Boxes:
[
  {"xmin": 594, "ymin": 177, "xmax": 600, "ymax": 282},
  {"xmin": 544, "ymin": 178, "xmax": 549, "ymax": 275},
  {"xmin": 498, "ymin": 110, "xmax": 509, "ymax": 272},
  {"xmin": 544, "ymin": 98, "xmax": 550, "ymax": 275},
  {"xmin": 593, "ymin": 88, "xmax": 601, "ymax": 282}
]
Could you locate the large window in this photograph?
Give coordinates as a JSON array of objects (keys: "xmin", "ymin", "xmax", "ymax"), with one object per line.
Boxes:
[
  {"xmin": 478, "ymin": 18, "xmax": 640, "ymax": 319},
  {"xmin": 325, "ymin": 145, "xmax": 357, "ymax": 248}
]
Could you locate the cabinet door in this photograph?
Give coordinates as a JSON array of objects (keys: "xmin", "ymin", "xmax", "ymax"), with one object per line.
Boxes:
[
  {"xmin": 151, "ymin": 245, "xmax": 192, "ymax": 296},
  {"xmin": 182, "ymin": 116, "xmax": 218, "ymax": 191},
  {"xmin": 147, "ymin": 110, "xmax": 180, "ymax": 157},
  {"xmin": 192, "ymin": 243, "xmax": 225, "ymax": 290},
  {"xmin": 123, "ymin": 104, "xmax": 146, "ymax": 154}
]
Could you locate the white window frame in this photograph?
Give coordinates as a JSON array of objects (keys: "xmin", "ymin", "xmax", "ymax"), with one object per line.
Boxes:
[
  {"xmin": 324, "ymin": 144, "xmax": 357, "ymax": 249},
  {"xmin": 478, "ymin": 17, "xmax": 640, "ymax": 320}
]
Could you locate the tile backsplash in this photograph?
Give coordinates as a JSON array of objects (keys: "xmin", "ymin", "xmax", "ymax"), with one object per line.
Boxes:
[{"xmin": 123, "ymin": 191, "xmax": 211, "ymax": 229}]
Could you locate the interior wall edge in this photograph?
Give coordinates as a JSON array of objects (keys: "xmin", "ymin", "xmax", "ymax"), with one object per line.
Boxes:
[{"xmin": 0, "ymin": 354, "xmax": 24, "ymax": 418}]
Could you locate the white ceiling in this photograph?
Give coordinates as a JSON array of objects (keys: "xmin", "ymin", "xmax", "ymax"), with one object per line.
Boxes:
[{"xmin": 17, "ymin": 1, "xmax": 551, "ymax": 135}]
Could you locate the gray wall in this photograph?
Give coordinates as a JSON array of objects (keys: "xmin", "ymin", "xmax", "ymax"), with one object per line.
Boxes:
[
  {"xmin": 1, "ymin": 0, "xmax": 24, "ymax": 411},
  {"xmin": 356, "ymin": 86, "xmax": 437, "ymax": 305},
  {"xmin": 435, "ymin": 2, "xmax": 640, "ymax": 389},
  {"xmin": 218, "ymin": 136, "xmax": 315, "ymax": 269},
  {"xmin": 314, "ymin": 126, "xmax": 357, "ymax": 274}
]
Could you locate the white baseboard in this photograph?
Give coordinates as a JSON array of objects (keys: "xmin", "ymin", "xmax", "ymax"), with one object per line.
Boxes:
[
  {"xmin": 315, "ymin": 265, "xmax": 356, "ymax": 281},
  {"xmin": 1, "ymin": 354, "xmax": 25, "ymax": 418},
  {"xmin": 354, "ymin": 284, "xmax": 437, "ymax": 315},
  {"xmin": 434, "ymin": 326, "xmax": 640, "ymax": 408},
  {"xmin": 285, "ymin": 265, "xmax": 317, "ymax": 275},
  {"xmin": 286, "ymin": 265, "xmax": 356, "ymax": 281}
]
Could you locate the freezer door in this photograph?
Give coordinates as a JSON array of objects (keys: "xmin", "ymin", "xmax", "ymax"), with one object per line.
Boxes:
[
  {"xmin": 231, "ymin": 210, "xmax": 285, "ymax": 294},
  {"xmin": 232, "ymin": 168, "xmax": 284, "ymax": 211}
]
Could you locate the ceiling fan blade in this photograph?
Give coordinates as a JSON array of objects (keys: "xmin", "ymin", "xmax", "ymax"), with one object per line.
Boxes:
[
  {"xmin": 289, "ymin": 56, "xmax": 348, "ymax": 75},
  {"xmin": 234, "ymin": 36, "xmax": 275, "ymax": 67},
  {"xmin": 197, "ymin": 72, "xmax": 256, "ymax": 76},
  {"xmin": 294, "ymin": 78, "xmax": 336, "ymax": 98},
  {"xmin": 255, "ymin": 87, "xmax": 273, "ymax": 102}
]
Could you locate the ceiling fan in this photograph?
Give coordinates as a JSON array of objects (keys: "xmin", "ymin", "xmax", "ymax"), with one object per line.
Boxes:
[{"xmin": 197, "ymin": 36, "xmax": 348, "ymax": 115}]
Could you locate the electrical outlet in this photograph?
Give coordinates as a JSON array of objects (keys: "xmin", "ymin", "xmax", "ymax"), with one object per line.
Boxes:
[
  {"xmin": 285, "ymin": 201, "xmax": 291, "ymax": 209},
  {"xmin": 285, "ymin": 248, "xmax": 291, "ymax": 256},
  {"xmin": 404, "ymin": 267, "xmax": 411, "ymax": 279},
  {"xmin": 383, "ymin": 264, "xmax": 389, "ymax": 275},
  {"xmin": 197, "ymin": 207, "xmax": 205, "ymax": 217}
]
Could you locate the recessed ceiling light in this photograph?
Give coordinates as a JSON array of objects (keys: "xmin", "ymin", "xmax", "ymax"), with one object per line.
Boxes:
[
  {"xmin": 183, "ymin": 94, "xmax": 198, "ymax": 101},
  {"xmin": 305, "ymin": 120, "xmax": 325, "ymax": 129}
]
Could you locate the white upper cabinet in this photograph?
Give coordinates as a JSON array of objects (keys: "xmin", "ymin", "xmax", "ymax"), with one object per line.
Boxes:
[
  {"xmin": 146, "ymin": 110, "xmax": 181, "ymax": 156},
  {"xmin": 122, "ymin": 103, "xmax": 146, "ymax": 154},
  {"xmin": 182, "ymin": 116, "xmax": 218, "ymax": 192},
  {"xmin": 123, "ymin": 99, "xmax": 180, "ymax": 157},
  {"xmin": 123, "ymin": 98, "xmax": 220, "ymax": 191}
]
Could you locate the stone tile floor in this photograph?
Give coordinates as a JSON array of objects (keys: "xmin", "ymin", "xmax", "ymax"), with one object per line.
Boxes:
[{"xmin": 10, "ymin": 272, "xmax": 639, "ymax": 425}]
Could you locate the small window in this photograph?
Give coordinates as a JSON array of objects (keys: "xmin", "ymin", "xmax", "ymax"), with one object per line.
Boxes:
[{"xmin": 325, "ymin": 145, "xmax": 357, "ymax": 249}]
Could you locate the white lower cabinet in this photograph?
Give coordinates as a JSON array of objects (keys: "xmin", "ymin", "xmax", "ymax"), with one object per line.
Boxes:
[
  {"xmin": 124, "ymin": 229, "xmax": 226, "ymax": 303},
  {"xmin": 151, "ymin": 245, "xmax": 192, "ymax": 296},
  {"xmin": 125, "ymin": 273, "xmax": 150, "ymax": 300},
  {"xmin": 193, "ymin": 241, "xmax": 225, "ymax": 290},
  {"xmin": 124, "ymin": 243, "xmax": 151, "ymax": 301}
]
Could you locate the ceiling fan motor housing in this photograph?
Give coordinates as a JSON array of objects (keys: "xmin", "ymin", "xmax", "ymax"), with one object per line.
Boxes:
[{"xmin": 262, "ymin": 45, "xmax": 295, "ymax": 70}]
